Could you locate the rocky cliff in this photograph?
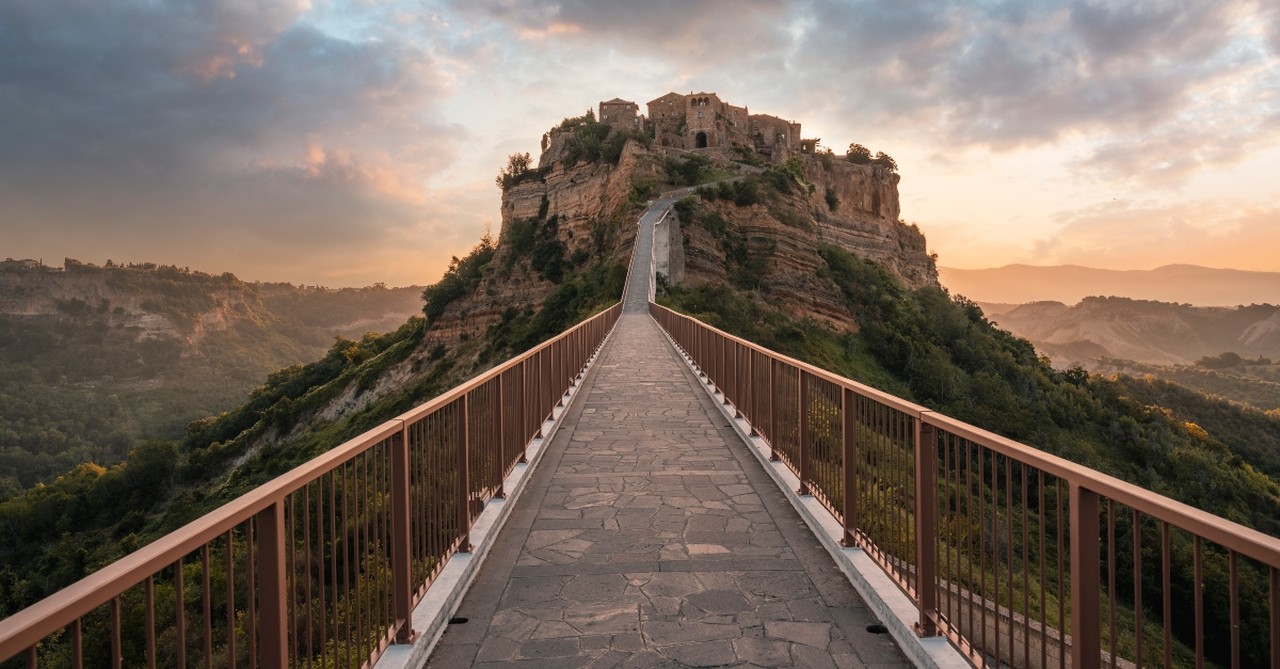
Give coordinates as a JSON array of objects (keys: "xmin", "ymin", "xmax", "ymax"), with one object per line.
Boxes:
[{"xmin": 661, "ymin": 153, "xmax": 937, "ymax": 330}]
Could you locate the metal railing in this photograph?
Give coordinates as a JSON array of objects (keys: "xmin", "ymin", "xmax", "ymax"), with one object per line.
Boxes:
[
  {"xmin": 651, "ymin": 302, "xmax": 1280, "ymax": 669},
  {"xmin": 0, "ymin": 303, "xmax": 621, "ymax": 668}
]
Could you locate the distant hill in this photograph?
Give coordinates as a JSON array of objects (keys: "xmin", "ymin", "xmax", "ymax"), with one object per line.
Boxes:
[
  {"xmin": 981, "ymin": 296, "xmax": 1280, "ymax": 368},
  {"xmin": 940, "ymin": 264, "xmax": 1280, "ymax": 306},
  {"xmin": 0, "ymin": 258, "xmax": 424, "ymax": 496}
]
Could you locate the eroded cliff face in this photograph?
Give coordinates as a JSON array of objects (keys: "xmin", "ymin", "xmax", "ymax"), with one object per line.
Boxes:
[
  {"xmin": 673, "ymin": 198, "xmax": 858, "ymax": 329},
  {"xmin": 805, "ymin": 159, "xmax": 937, "ymax": 289},
  {"xmin": 424, "ymin": 141, "xmax": 661, "ymax": 348},
  {"xmin": 669, "ymin": 153, "xmax": 937, "ymax": 330},
  {"xmin": 428, "ymin": 138, "xmax": 937, "ymax": 348}
]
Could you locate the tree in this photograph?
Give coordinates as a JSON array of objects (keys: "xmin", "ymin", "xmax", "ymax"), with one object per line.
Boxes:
[
  {"xmin": 846, "ymin": 143, "xmax": 871, "ymax": 164},
  {"xmin": 872, "ymin": 151, "xmax": 897, "ymax": 172},
  {"xmin": 495, "ymin": 152, "xmax": 533, "ymax": 189}
]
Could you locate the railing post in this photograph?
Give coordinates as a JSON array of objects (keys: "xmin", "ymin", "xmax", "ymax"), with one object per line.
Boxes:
[
  {"xmin": 389, "ymin": 425, "xmax": 415, "ymax": 643},
  {"xmin": 536, "ymin": 350, "xmax": 546, "ymax": 436},
  {"xmin": 747, "ymin": 347, "xmax": 752, "ymax": 432},
  {"xmin": 255, "ymin": 500, "xmax": 289, "ymax": 668},
  {"xmin": 769, "ymin": 359, "xmax": 779, "ymax": 461},
  {"xmin": 555, "ymin": 340, "xmax": 565, "ymax": 406},
  {"xmin": 797, "ymin": 372, "xmax": 810, "ymax": 495},
  {"xmin": 723, "ymin": 340, "xmax": 733, "ymax": 406},
  {"xmin": 518, "ymin": 362, "xmax": 529, "ymax": 463},
  {"xmin": 1071, "ymin": 483, "xmax": 1102, "ymax": 669},
  {"xmin": 458, "ymin": 395, "xmax": 472, "ymax": 552},
  {"xmin": 739, "ymin": 344, "xmax": 745, "ymax": 413},
  {"xmin": 841, "ymin": 387, "xmax": 858, "ymax": 547},
  {"xmin": 914, "ymin": 417, "xmax": 939, "ymax": 637},
  {"xmin": 494, "ymin": 375, "xmax": 505, "ymax": 499}
]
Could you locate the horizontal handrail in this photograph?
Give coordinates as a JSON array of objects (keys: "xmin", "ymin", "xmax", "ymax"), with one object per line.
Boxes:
[
  {"xmin": 0, "ymin": 301, "xmax": 622, "ymax": 667},
  {"xmin": 650, "ymin": 300, "xmax": 1280, "ymax": 669}
]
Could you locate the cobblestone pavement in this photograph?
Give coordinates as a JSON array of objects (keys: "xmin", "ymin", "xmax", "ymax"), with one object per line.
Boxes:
[{"xmin": 425, "ymin": 312, "xmax": 910, "ymax": 668}]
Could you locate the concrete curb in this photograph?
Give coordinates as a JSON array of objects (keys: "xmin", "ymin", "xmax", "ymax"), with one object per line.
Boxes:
[
  {"xmin": 374, "ymin": 325, "xmax": 619, "ymax": 669},
  {"xmin": 653, "ymin": 320, "xmax": 971, "ymax": 669}
]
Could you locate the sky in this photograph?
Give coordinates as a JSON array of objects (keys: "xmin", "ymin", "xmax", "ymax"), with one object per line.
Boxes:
[{"xmin": 2, "ymin": 0, "xmax": 1278, "ymax": 288}]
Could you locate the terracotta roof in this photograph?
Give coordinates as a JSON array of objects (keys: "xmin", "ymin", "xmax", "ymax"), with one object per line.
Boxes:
[{"xmin": 601, "ymin": 97, "xmax": 635, "ymax": 105}]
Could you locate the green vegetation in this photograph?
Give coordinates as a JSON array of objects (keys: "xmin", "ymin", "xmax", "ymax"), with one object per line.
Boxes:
[
  {"xmin": 845, "ymin": 143, "xmax": 897, "ymax": 172},
  {"xmin": 664, "ymin": 154, "xmax": 716, "ymax": 186},
  {"xmin": 494, "ymin": 151, "xmax": 538, "ymax": 189},
  {"xmin": 1097, "ymin": 357, "xmax": 1280, "ymax": 412},
  {"xmin": 480, "ymin": 262, "xmax": 625, "ymax": 363},
  {"xmin": 0, "ymin": 263, "xmax": 422, "ymax": 499},
  {"xmin": 553, "ymin": 110, "xmax": 649, "ymax": 167},
  {"xmin": 423, "ymin": 234, "xmax": 496, "ymax": 321}
]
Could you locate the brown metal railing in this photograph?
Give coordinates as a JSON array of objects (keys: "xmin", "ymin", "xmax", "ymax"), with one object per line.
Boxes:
[
  {"xmin": 651, "ymin": 302, "xmax": 1280, "ymax": 669},
  {"xmin": 0, "ymin": 303, "xmax": 621, "ymax": 669}
]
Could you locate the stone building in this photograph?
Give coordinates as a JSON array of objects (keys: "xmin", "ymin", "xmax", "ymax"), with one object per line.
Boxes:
[
  {"xmin": 643, "ymin": 91, "xmax": 807, "ymax": 163},
  {"xmin": 598, "ymin": 98, "xmax": 640, "ymax": 131}
]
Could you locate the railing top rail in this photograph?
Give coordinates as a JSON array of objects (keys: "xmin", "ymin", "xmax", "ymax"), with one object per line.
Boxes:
[
  {"xmin": 651, "ymin": 301, "xmax": 1280, "ymax": 569},
  {"xmin": 649, "ymin": 302, "xmax": 929, "ymax": 417},
  {"xmin": 398, "ymin": 302, "xmax": 618, "ymax": 423},
  {"xmin": 924, "ymin": 411, "xmax": 1280, "ymax": 568},
  {"xmin": 0, "ymin": 299, "xmax": 623, "ymax": 658}
]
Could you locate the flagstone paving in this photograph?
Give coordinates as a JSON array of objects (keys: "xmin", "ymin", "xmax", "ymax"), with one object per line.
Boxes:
[
  {"xmin": 424, "ymin": 316, "xmax": 909, "ymax": 668},
  {"xmin": 425, "ymin": 195, "xmax": 909, "ymax": 668}
]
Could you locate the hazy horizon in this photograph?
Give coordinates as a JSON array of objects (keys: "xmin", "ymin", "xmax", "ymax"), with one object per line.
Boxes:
[{"xmin": 3, "ymin": 0, "xmax": 1278, "ymax": 287}]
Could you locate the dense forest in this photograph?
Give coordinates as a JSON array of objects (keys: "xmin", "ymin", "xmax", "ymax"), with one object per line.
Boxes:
[{"xmin": 1092, "ymin": 356, "xmax": 1280, "ymax": 412}]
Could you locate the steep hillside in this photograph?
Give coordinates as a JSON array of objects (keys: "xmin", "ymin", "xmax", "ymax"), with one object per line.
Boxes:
[
  {"xmin": 941, "ymin": 263, "xmax": 1280, "ymax": 306},
  {"xmin": 1090, "ymin": 358, "xmax": 1280, "ymax": 412},
  {"xmin": 982, "ymin": 297, "xmax": 1280, "ymax": 368},
  {"xmin": 0, "ymin": 260, "xmax": 422, "ymax": 496}
]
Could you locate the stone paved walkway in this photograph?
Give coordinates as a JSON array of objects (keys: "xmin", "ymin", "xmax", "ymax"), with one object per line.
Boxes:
[
  {"xmin": 425, "ymin": 192, "xmax": 909, "ymax": 668},
  {"xmin": 425, "ymin": 313, "xmax": 909, "ymax": 668}
]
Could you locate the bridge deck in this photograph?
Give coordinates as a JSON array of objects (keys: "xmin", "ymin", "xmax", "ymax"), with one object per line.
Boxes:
[{"xmin": 426, "ymin": 312, "xmax": 909, "ymax": 668}]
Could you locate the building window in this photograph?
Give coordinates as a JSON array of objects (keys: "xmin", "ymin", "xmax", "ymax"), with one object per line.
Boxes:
[{"xmin": 697, "ymin": 111, "xmax": 704, "ymax": 119}]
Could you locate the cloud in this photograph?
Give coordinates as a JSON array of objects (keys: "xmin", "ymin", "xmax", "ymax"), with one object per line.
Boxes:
[
  {"xmin": 452, "ymin": 0, "xmax": 792, "ymax": 70},
  {"xmin": 1031, "ymin": 199, "xmax": 1280, "ymax": 270},
  {"xmin": 0, "ymin": 0, "xmax": 460, "ymax": 285},
  {"xmin": 800, "ymin": 0, "xmax": 1267, "ymax": 147}
]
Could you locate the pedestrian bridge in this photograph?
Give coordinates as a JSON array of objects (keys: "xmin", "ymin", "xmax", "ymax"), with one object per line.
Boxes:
[{"xmin": 2, "ymin": 194, "xmax": 1279, "ymax": 669}]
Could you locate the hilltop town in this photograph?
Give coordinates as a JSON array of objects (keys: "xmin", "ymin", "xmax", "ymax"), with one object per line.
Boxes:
[{"xmin": 596, "ymin": 91, "xmax": 816, "ymax": 164}]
